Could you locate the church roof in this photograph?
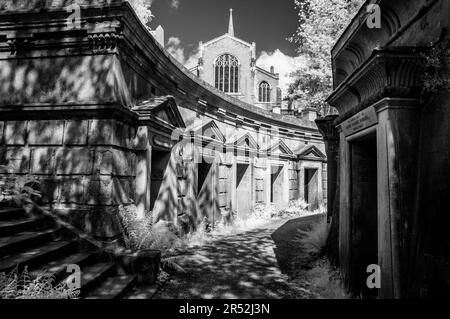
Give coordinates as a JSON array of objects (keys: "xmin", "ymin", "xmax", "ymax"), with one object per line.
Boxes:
[
  {"xmin": 255, "ymin": 66, "xmax": 279, "ymax": 80},
  {"xmin": 202, "ymin": 33, "xmax": 253, "ymax": 49}
]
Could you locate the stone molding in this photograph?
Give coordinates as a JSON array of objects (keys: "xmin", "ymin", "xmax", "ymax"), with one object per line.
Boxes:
[{"xmin": 327, "ymin": 48, "xmax": 424, "ymax": 123}]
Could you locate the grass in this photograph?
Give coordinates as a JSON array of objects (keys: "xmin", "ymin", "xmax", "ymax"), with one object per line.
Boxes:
[
  {"xmin": 295, "ymin": 258, "xmax": 349, "ymax": 299},
  {"xmin": 288, "ymin": 215, "xmax": 350, "ymax": 299}
]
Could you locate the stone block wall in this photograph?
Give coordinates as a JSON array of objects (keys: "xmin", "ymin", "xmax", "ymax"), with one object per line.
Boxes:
[
  {"xmin": 0, "ymin": 118, "xmax": 137, "ymax": 237},
  {"xmin": 288, "ymin": 167, "xmax": 299, "ymax": 201}
]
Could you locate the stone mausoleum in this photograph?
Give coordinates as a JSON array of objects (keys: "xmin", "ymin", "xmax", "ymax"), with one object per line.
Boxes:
[
  {"xmin": 318, "ymin": 0, "xmax": 450, "ymax": 299},
  {"xmin": 0, "ymin": 1, "xmax": 326, "ymax": 241}
]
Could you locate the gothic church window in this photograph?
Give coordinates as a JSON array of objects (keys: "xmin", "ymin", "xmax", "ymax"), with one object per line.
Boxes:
[
  {"xmin": 259, "ymin": 81, "xmax": 270, "ymax": 102},
  {"xmin": 214, "ymin": 54, "xmax": 239, "ymax": 93}
]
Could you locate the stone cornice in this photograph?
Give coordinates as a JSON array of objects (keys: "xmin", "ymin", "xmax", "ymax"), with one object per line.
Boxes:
[
  {"xmin": 327, "ymin": 48, "xmax": 424, "ymax": 122},
  {"xmin": 332, "ymin": 0, "xmax": 441, "ymax": 88},
  {"xmin": 0, "ymin": 103, "xmax": 138, "ymax": 123}
]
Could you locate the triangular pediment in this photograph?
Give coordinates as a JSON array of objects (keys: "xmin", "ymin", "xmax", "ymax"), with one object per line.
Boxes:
[
  {"xmin": 188, "ymin": 120, "xmax": 226, "ymax": 143},
  {"xmin": 297, "ymin": 145, "xmax": 326, "ymax": 160},
  {"xmin": 203, "ymin": 34, "xmax": 252, "ymax": 49},
  {"xmin": 227, "ymin": 132, "xmax": 258, "ymax": 150},
  {"xmin": 133, "ymin": 96, "xmax": 185, "ymax": 128},
  {"xmin": 264, "ymin": 140, "xmax": 293, "ymax": 155}
]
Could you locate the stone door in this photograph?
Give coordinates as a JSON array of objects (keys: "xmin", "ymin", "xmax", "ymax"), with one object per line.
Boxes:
[
  {"xmin": 236, "ymin": 163, "xmax": 251, "ymax": 219},
  {"xmin": 304, "ymin": 168, "xmax": 319, "ymax": 210},
  {"xmin": 197, "ymin": 162, "xmax": 214, "ymax": 222},
  {"xmin": 270, "ymin": 165, "xmax": 284, "ymax": 208}
]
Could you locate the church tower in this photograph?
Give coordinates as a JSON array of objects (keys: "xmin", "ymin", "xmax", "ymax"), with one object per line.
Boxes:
[{"xmin": 189, "ymin": 10, "xmax": 281, "ymax": 112}]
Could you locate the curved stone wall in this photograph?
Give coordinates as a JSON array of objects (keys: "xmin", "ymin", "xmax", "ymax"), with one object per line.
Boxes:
[{"xmin": 0, "ymin": 1, "xmax": 326, "ymax": 237}]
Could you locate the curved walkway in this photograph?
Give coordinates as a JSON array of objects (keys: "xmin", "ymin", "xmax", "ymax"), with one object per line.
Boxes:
[{"xmin": 154, "ymin": 215, "xmax": 322, "ymax": 299}]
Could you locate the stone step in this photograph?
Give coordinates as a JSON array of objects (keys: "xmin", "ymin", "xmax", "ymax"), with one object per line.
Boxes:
[
  {"xmin": 0, "ymin": 207, "xmax": 26, "ymax": 221},
  {"xmin": 79, "ymin": 262, "xmax": 116, "ymax": 297},
  {"xmin": 30, "ymin": 251, "xmax": 98, "ymax": 282},
  {"xmin": 125, "ymin": 284, "xmax": 160, "ymax": 299},
  {"xmin": 85, "ymin": 275, "xmax": 137, "ymax": 299},
  {"xmin": 0, "ymin": 218, "xmax": 47, "ymax": 237},
  {"xmin": 0, "ymin": 239, "xmax": 77, "ymax": 273},
  {"xmin": 0, "ymin": 229, "xmax": 59, "ymax": 257}
]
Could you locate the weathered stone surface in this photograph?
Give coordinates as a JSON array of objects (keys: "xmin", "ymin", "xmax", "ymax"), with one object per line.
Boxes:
[
  {"xmin": 115, "ymin": 121, "xmax": 130, "ymax": 148},
  {"xmin": 94, "ymin": 148, "xmax": 134, "ymax": 177},
  {"xmin": 113, "ymin": 149, "xmax": 134, "ymax": 177},
  {"xmin": 218, "ymin": 180, "xmax": 227, "ymax": 193},
  {"xmin": 218, "ymin": 193, "xmax": 227, "ymax": 207},
  {"xmin": 1, "ymin": 147, "xmax": 30, "ymax": 173},
  {"xmin": 89, "ymin": 120, "xmax": 115, "ymax": 145},
  {"xmin": 5, "ymin": 122, "xmax": 26, "ymax": 145},
  {"xmin": 85, "ymin": 177, "xmax": 113, "ymax": 205},
  {"xmin": 31, "ymin": 147, "xmax": 56, "ymax": 174},
  {"xmin": 95, "ymin": 149, "xmax": 113, "ymax": 175},
  {"xmin": 60, "ymin": 177, "xmax": 85, "ymax": 204},
  {"xmin": 59, "ymin": 207, "xmax": 123, "ymax": 238},
  {"xmin": 64, "ymin": 120, "xmax": 88, "ymax": 145},
  {"xmin": 56, "ymin": 148, "xmax": 93, "ymax": 175},
  {"xmin": 28, "ymin": 120, "xmax": 64, "ymax": 145},
  {"xmin": 134, "ymin": 126, "xmax": 149, "ymax": 150},
  {"xmin": 256, "ymin": 179, "xmax": 264, "ymax": 191},
  {"xmin": 113, "ymin": 178, "xmax": 133, "ymax": 204},
  {"xmin": 38, "ymin": 177, "xmax": 60, "ymax": 203}
]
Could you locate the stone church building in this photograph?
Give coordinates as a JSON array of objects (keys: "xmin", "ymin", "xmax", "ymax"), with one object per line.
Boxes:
[{"xmin": 189, "ymin": 9, "xmax": 282, "ymax": 112}]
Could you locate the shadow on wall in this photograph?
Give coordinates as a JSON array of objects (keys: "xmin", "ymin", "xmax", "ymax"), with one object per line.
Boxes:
[
  {"xmin": 150, "ymin": 148, "xmax": 179, "ymax": 225},
  {"xmin": 0, "ymin": 55, "xmax": 116, "ymax": 105},
  {"xmin": 0, "ymin": 117, "xmax": 138, "ymax": 238}
]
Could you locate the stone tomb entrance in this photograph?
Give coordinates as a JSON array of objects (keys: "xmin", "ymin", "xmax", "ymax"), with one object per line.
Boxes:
[
  {"xmin": 304, "ymin": 168, "xmax": 319, "ymax": 210},
  {"xmin": 270, "ymin": 165, "xmax": 284, "ymax": 208},
  {"xmin": 150, "ymin": 149, "xmax": 171, "ymax": 212},
  {"xmin": 236, "ymin": 163, "xmax": 252, "ymax": 219},
  {"xmin": 349, "ymin": 132, "xmax": 378, "ymax": 298},
  {"xmin": 197, "ymin": 161, "xmax": 217, "ymax": 224}
]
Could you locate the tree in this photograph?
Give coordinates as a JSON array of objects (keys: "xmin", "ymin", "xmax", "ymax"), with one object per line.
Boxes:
[
  {"xmin": 127, "ymin": 0, "xmax": 154, "ymax": 30},
  {"xmin": 288, "ymin": 0, "xmax": 363, "ymax": 116}
]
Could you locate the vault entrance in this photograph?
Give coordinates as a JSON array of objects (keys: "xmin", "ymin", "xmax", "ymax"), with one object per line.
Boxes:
[
  {"xmin": 236, "ymin": 163, "xmax": 251, "ymax": 219},
  {"xmin": 350, "ymin": 132, "xmax": 378, "ymax": 298},
  {"xmin": 304, "ymin": 168, "xmax": 319, "ymax": 210},
  {"xmin": 150, "ymin": 149, "xmax": 171, "ymax": 211},
  {"xmin": 271, "ymin": 165, "xmax": 284, "ymax": 208}
]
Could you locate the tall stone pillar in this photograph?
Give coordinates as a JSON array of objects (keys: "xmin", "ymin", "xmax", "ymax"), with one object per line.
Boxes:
[
  {"xmin": 315, "ymin": 115, "xmax": 339, "ymax": 219},
  {"xmin": 316, "ymin": 115, "xmax": 340, "ymax": 266}
]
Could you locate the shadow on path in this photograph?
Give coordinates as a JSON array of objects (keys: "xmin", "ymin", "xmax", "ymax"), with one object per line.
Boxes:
[
  {"xmin": 154, "ymin": 214, "xmax": 323, "ymax": 299},
  {"xmin": 271, "ymin": 214, "xmax": 323, "ymax": 276}
]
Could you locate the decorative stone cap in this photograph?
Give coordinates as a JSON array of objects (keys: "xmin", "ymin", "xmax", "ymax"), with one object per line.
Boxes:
[{"xmin": 327, "ymin": 48, "xmax": 424, "ymax": 121}]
